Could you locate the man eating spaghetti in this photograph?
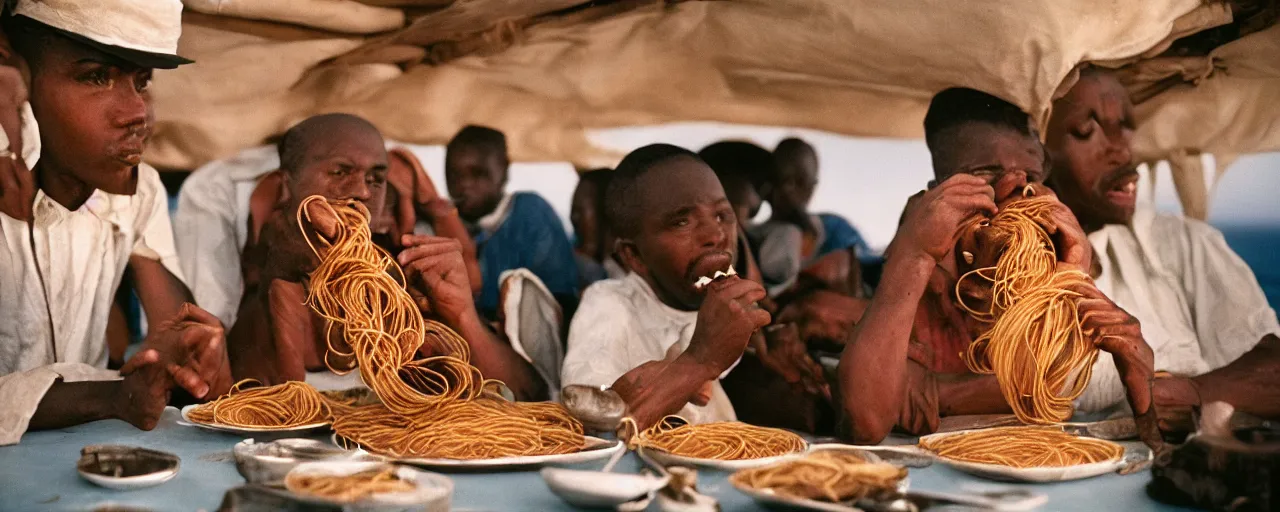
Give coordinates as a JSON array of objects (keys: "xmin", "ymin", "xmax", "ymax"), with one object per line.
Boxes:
[
  {"xmin": 229, "ymin": 114, "xmax": 546, "ymax": 401},
  {"xmin": 561, "ymin": 144, "xmax": 772, "ymax": 429},
  {"xmin": 837, "ymin": 88, "xmax": 1161, "ymax": 449}
]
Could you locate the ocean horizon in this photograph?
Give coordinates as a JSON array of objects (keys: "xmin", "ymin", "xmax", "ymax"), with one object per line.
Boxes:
[{"xmin": 1218, "ymin": 224, "xmax": 1280, "ymax": 311}]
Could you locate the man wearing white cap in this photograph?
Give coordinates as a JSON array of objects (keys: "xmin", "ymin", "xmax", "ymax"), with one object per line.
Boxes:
[{"xmin": 0, "ymin": 0, "xmax": 231, "ymax": 445}]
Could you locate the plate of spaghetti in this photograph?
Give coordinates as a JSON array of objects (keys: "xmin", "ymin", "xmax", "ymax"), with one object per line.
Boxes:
[
  {"xmin": 335, "ymin": 432, "xmax": 624, "ymax": 470},
  {"xmin": 181, "ymin": 380, "xmax": 340, "ymax": 434},
  {"xmin": 629, "ymin": 416, "xmax": 810, "ymax": 470},
  {"xmin": 279, "ymin": 197, "xmax": 619, "ymax": 469},
  {"xmin": 917, "ymin": 426, "xmax": 1144, "ymax": 482},
  {"xmin": 283, "ymin": 461, "xmax": 451, "ymax": 510},
  {"xmin": 730, "ymin": 449, "xmax": 907, "ymax": 512}
]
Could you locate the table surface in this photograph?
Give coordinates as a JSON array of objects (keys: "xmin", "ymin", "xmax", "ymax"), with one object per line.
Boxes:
[{"xmin": 0, "ymin": 408, "xmax": 1198, "ymax": 512}]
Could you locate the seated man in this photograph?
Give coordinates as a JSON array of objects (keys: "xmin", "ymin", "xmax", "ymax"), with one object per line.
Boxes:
[
  {"xmin": 228, "ymin": 114, "xmax": 546, "ymax": 400},
  {"xmin": 570, "ymin": 167, "xmax": 625, "ymax": 289},
  {"xmin": 749, "ymin": 137, "xmax": 871, "ymax": 296},
  {"xmin": 837, "ymin": 88, "xmax": 1159, "ymax": 447},
  {"xmin": 561, "ymin": 144, "xmax": 771, "ymax": 428},
  {"xmin": 0, "ymin": 1, "xmax": 230, "ymax": 445},
  {"xmin": 1045, "ymin": 68, "xmax": 1280, "ymax": 427},
  {"xmin": 445, "ymin": 125, "xmax": 578, "ymax": 319},
  {"xmin": 175, "ymin": 138, "xmax": 477, "ymax": 329}
]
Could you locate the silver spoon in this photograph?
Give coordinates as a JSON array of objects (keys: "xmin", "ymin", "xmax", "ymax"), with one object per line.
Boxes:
[{"xmin": 541, "ymin": 447, "xmax": 669, "ymax": 509}]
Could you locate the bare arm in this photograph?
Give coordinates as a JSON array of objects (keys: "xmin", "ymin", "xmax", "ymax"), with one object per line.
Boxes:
[
  {"xmin": 451, "ymin": 310, "xmax": 546, "ymax": 401},
  {"xmin": 611, "ymin": 355, "xmax": 718, "ymax": 430},
  {"xmin": 1157, "ymin": 334, "xmax": 1280, "ymax": 423},
  {"xmin": 128, "ymin": 255, "xmax": 194, "ymax": 334},
  {"xmin": 27, "ymin": 380, "xmax": 121, "ymax": 431},
  {"xmin": 837, "ymin": 175, "xmax": 996, "ymax": 443},
  {"xmin": 838, "ymin": 252, "xmax": 935, "ymax": 442},
  {"xmin": 397, "ymin": 235, "xmax": 545, "ymax": 401}
]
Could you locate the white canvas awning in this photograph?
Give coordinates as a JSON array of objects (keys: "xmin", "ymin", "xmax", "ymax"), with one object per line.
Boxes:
[{"xmin": 147, "ymin": 0, "xmax": 1276, "ymax": 218}]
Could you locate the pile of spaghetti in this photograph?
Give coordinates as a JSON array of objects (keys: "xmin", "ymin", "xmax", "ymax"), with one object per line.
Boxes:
[
  {"xmin": 731, "ymin": 450, "xmax": 905, "ymax": 502},
  {"xmin": 955, "ymin": 189, "xmax": 1100, "ymax": 424},
  {"xmin": 284, "ymin": 467, "xmax": 414, "ymax": 502},
  {"xmin": 298, "ymin": 196, "xmax": 584, "ymax": 460},
  {"xmin": 919, "ymin": 426, "xmax": 1123, "ymax": 467},
  {"xmin": 186, "ymin": 379, "xmax": 341, "ymax": 428},
  {"xmin": 625, "ymin": 416, "xmax": 807, "ymax": 460}
]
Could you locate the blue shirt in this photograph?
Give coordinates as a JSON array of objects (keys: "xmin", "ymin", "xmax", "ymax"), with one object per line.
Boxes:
[{"xmin": 472, "ymin": 192, "xmax": 579, "ymax": 317}]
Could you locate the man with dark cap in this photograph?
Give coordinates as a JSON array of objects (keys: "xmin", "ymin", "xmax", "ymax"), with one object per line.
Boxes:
[{"xmin": 0, "ymin": 0, "xmax": 231, "ymax": 445}]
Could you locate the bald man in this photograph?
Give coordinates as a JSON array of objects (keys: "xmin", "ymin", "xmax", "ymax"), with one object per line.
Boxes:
[{"xmin": 228, "ymin": 114, "xmax": 545, "ymax": 399}]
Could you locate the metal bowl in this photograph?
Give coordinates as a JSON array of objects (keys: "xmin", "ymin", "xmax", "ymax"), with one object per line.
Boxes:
[
  {"xmin": 234, "ymin": 438, "xmax": 372, "ymax": 484},
  {"xmin": 76, "ymin": 445, "xmax": 180, "ymax": 490}
]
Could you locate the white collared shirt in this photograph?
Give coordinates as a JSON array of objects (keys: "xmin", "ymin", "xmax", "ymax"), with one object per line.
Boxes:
[
  {"xmin": 562, "ymin": 273, "xmax": 737, "ymax": 425},
  {"xmin": 0, "ymin": 102, "xmax": 183, "ymax": 444},
  {"xmin": 1077, "ymin": 208, "xmax": 1280, "ymax": 412}
]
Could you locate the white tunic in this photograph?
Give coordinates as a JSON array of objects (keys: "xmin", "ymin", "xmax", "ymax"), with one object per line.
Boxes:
[
  {"xmin": 562, "ymin": 272, "xmax": 737, "ymax": 424},
  {"xmin": 1077, "ymin": 208, "xmax": 1280, "ymax": 412},
  {"xmin": 0, "ymin": 103, "xmax": 185, "ymax": 444}
]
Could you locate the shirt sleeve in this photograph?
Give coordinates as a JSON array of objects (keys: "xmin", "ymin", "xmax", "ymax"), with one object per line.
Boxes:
[
  {"xmin": 754, "ymin": 223, "xmax": 803, "ymax": 295},
  {"xmin": 0, "ymin": 363, "xmax": 119, "ymax": 446},
  {"xmin": 131, "ymin": 165, "xmax": 186, "ymax": 285},
  {"xmin": 1172, "ymin": 217, "xmax": 1279, "ymax": 368},
  {"xmin": 561, "ymin": 282, "xmax": 637, "ymax": 390},
  {"xmin": 171, "ymin": 168, "xmax": 243, "ymax": 327}
]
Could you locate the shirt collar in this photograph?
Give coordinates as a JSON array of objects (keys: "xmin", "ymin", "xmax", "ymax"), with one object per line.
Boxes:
[
  {"xmin": 33, "ymin": 186, "xmax": 128, "ymax": 230},
  {"xmin": 475, "ymin": 193, "xmax": 514, "ymax": 234}
]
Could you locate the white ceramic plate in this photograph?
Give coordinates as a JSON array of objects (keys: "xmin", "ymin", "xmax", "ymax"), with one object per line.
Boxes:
[
  {"xmin": 79, "ymin": 467, "xmax": 180, "ymax": 490},
  {"xmin": 283, "ymin": 461, "xmax": 452, "ymax": 511},
  {"xmin": 734, "ymin": 484, "xmax": 865, "ymax": 512},
  {"xmin": 341, "ymin": 435, "xmax": 625, "ymax": 470},
  {"xmin": 917, "ymin": 428, "xmax": 1149, "ymax": 483},
  {"xmin": 179, "ymin": 405, "xmax": 331, "ymax": 435},
  {"xmin": 637, "ymin": 442, "xmax": 810, "ymax": 471},
  {"xmin": 730, "ymin": 453, "xmax": 907, "ymax": 512}
]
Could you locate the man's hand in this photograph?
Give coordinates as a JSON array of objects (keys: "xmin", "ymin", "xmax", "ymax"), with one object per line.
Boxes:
[
  {"xmin": 777, "ymin": 291, "xmax": 869, "ymax": 348},
  {"xmin": 255, "ymin": 199, "xmax": 345, "ymax": 286},
  {"xmin": 1067, "ymin": 280, "xmax": 1162, "ymax": 450},
  {"xmin": 0, "ymin": 63, "xmax": 34, "ymax": 222},
  {"xmin": 112, "ymin": 352, "xmax": 172, "ymax": 430},
  {"xmin": 396, "ymin": 235, "xmax": 477, "ymax": 327},
  {"xmin": 1020, "ymin": 184, "xmax": 1091, "ymax": 273},
  {"xmin": 686, "ymin": 277, "xmax": 771, "ymax": 375},
  {"xmin": 122, "ymin": 303, "xmax": 232, "ymax": 401},
  {"xmin": 894, "ymin": 175, "xmax": 996, "ymax": 264},
  {"xmin": 752, "ymin": 323, "xmax": 829, "ymax": 399}
]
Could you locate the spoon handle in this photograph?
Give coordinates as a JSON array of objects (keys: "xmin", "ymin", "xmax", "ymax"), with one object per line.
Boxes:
[{"xmin": 601, "ymin": 444, "xmax": 627, "ymax": 473}]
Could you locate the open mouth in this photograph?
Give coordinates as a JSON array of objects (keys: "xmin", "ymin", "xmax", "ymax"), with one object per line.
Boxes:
[
  {"xmin": 693, "ymin": 265, "xmax": 738, "ymax": 290},
  {"xmin": 687, "ymin": 250, "xmax": 734, "ymax": 290},
  {"xmin": 1103, "ymin": 170, "xmax": 1139, "ymax": 209}
]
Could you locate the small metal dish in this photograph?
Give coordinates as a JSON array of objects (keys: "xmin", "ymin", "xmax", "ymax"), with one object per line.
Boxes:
[
  {"xmin": 76, "ymin": 445, "xmax": 180, "ymax": 490},
  {"xmin": 234, "ymin": 438, "xmax": 371, "ymax": 484}
]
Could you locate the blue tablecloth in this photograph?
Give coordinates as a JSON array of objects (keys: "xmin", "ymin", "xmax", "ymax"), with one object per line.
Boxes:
[{"xmin": 0, "ymin": 408, "xmax": 1196, "ymax": 511}]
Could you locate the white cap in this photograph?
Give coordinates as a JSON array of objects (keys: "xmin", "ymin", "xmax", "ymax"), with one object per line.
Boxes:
[{"xmin": 12, "ymin": 0, "xmax": 191, "ymax": 69}]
